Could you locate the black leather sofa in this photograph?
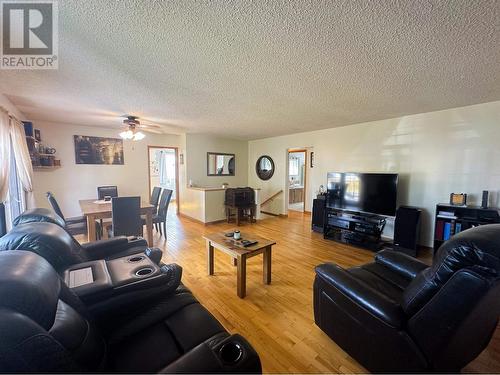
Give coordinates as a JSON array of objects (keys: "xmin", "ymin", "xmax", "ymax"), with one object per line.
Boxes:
[
  {"xmin": 0, "ymin": 250, "xmax": 261, "ymax": 373},
  {"xmin": 0, "ymin": 220, "xmax": 162, "ymax": 272},
  {"xmin": 314, "ymin": 224, "xmax": 500, "ymax": 372}
]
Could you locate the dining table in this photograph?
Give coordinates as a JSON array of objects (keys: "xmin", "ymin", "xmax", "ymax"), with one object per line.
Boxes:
[{"xmin": 78, "ymin": 199, "xmax": 155, "ymax": 246}]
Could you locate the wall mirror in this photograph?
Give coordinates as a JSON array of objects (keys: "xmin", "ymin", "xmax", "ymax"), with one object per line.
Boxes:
[
  {"xmin": 207, "ymin": 152, "xmax": 235, "ymax": 176},
  {"xmin": 256, "ymin": 155, "xmax": 275, "ymax": 180}
]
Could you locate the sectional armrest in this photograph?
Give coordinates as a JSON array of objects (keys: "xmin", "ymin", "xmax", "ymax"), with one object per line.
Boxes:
[
  {"xmin": 161, "ymin": 333, "xmax": 262, "ymax": 373},
  {"xmin": 375, "ymin": 249, "xmax": 429, "ymax": 280},
  {"xmin": 81, "ymin": 236, "xmax": 147, "ymax": 260},
  {"xmin": 315, "ymin": 263, "xmax": 405, "ymax": 329},
  {"xmin": 65, "ymin": 216, "xmax": 86, "ymax": 225}
]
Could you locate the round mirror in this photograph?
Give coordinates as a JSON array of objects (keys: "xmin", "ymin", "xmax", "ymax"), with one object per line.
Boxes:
[{"xmin": 256, "ymin": 155, "xmax": 275, "ymax": 180}]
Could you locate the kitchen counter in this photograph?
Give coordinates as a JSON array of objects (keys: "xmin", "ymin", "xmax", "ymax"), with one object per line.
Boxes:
[{"xmin": 181, "ymin": 186, "xmax": 261, "ymax": 223}]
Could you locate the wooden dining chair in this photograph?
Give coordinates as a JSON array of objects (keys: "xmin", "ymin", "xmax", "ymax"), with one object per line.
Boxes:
[{"xmin": 109, "ymin": 196, "xmax": 142, "ymax": 238}]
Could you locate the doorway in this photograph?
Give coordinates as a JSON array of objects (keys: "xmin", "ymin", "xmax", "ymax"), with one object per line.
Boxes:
[
  {"xmin": 287, "ymin": 149, "xmax": 307, "ymax": 212},
  {"xmin": 148, "ymin": 146, "xmax": 179, "ymax": 214}
]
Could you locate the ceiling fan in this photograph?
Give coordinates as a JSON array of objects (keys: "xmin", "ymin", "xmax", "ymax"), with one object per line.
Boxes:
[{"xmin": 119, "ymin": 115, "xmax": 162, "ymax": 141}]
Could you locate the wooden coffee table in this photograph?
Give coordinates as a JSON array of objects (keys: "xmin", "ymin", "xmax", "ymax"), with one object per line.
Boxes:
[{"xmin": 203, "ymin": 231, "xmax": 276, "ymax": 298}]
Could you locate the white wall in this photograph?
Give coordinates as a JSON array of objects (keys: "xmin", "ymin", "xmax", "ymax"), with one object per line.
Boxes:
[
  {"xmin": 185, "ymin": 133, "xmax": 248, "ymax": 188},
  {"xmin": 32, "ymin": 121, "xmax": 182, "ymax": 217},
  {"xmin": 249, "ymin": 100, "xmax": 500, "ymax": 247}
]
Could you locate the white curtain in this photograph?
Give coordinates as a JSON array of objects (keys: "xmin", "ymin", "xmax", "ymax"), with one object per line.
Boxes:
[
  {"xmin": 159, "ymin": 151, "xmax": 167, "ymax": 185},
  {"xmin": 0, "ymin": 109, "xmax": 10, "ymax": 203},
  {"xmin": 9, "ymin": 117, "xmax": 34, "ymax": 208}
]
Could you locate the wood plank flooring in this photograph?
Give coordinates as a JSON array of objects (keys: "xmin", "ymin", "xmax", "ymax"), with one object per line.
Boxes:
[{"xmin": 149, "ymin": 209, "xmax": 500, "ymax": 373}]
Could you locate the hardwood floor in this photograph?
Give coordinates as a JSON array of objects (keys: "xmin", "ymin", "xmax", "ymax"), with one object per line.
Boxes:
[{"xmin": 148, "ymin": 209, "xmax": 500, "ymax": 373}]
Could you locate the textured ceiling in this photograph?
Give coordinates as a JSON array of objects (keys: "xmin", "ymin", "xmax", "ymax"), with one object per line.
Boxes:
[{"xmin": 1, "ymin": 0, "xmax": 499, "ymax": 140}]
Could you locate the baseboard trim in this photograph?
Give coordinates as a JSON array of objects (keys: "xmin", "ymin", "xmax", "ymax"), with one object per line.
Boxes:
[
  {"xmin": 178, "ymin": 213, "xmax": 227, "ymax": 226},
  {"xmin": 178, "ymin": 213, "xmax": 204, "ymax": 224},
  {"xmin": 260, "ymin": 210, "xmax": 278, "ymax": 217},
  {"xmin": 205, "ymin": 219, "xmax": 226, "ymax": 225}
]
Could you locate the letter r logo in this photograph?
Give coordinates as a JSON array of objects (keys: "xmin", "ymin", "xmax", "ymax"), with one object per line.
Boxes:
[{"xmin": 2, "ymin": 2, "xmax": 53, "ymax": 55}]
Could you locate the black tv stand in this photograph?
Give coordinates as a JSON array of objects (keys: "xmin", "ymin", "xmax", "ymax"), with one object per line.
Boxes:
[{"xmin": 324, "ymin": 207, "xmax": 387, "ymax": 251}]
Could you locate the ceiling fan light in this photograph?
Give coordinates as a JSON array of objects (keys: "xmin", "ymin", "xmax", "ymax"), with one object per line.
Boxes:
[
  {"xmin": 119, "ymin": 130, "xmax": 134, "ymax": 139},
  {"xmin": 133, "ymin": 131, "xmax": 146, "ymax": 141}
]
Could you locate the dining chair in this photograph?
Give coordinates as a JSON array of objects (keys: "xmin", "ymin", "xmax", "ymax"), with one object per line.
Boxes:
[
  {"xmin": 46, "ymin": 192, "xmax": 88, "ymax": 236},
  {"xmin": 142, "ymin": 189, "xmax": 172, "ymax": 237},
  {"xmin": 109, "ymin": 196, "xmax": 142, "ymax": 238},
  {"xmin": 150, "ymin": 186, "xmax": 162, "ymax": 211},
  {"xmin": 97, "ymin": 185, "xmax": 118, "ymax": 200},
  {"xmin": 96, "ymin": 186, "xmax": 118, "ymax": 238}
]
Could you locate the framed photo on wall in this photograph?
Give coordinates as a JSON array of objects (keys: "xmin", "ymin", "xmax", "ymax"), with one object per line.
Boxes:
[
  {"xmin": 74, "ymin": 135, "xmax": 124, "ymax": 165},
  {"xmin": 310, "ymin": 152, "xmax": 314, "ymax": 168}
]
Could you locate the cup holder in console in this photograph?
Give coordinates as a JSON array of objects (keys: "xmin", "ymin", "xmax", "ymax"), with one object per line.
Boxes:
[
  {"xmin": 219, "ymin": 342, "xmax": 243, "ymax": 364},
  {"xmin": 128, "ymin": 255, "xmax": 145, "ymax": 263},
  {"xmin": 135, "ymin": 267, "xmax": 154, "ymax": 277}
]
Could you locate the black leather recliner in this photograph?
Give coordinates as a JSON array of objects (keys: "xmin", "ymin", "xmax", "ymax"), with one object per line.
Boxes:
[
  {"xmin": 0, "ymin": 250, "xmax": 261, "ymax": 373},
  {"xmin": 0, "ymin": 221, "xmax": 162, "ymax": 273},
  {"xmin": 314, "ymin": 224, "xmax": 500, "ymax": 373},
  {"xmin": 12, "ymin": 207, "xmax": 66, "ymax": 227}
]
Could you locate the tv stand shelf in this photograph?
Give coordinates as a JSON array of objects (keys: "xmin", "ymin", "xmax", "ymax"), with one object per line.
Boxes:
[
  {"xmin": 433, "ymin": 204, "xmax": 500, "ymax": 253},
  {"xmin": 324, "ymin": 207, "xmax": 386, "ymax": 251}
]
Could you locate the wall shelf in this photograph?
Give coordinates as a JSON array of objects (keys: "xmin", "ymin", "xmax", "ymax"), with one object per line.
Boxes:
[{"xmin": 33, "ymin": 166, "xmax": 61, "ymax": 171}]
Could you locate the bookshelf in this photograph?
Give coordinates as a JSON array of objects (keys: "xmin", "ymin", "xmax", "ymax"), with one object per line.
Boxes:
[
  {"xmin": 433, "ymin": 203, "xmax": 500, "ymax": 252},
  {"xmin": 24, "ymin": 123, "xmax": 61, "ymax": 170}
]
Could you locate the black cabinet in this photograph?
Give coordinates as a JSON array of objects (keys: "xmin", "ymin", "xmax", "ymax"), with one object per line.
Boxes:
[{"xmin": 433, "ymin": 203, "xmax": 500, "ymax": 252}]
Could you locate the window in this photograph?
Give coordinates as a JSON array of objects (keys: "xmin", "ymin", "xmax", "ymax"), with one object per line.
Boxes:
[{"xmin": 289, "ymin": 157, "xmax": 299, "ymax": 176}]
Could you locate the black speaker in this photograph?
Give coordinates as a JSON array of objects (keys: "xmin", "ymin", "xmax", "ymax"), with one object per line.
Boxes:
[
  {"xmin": 482, "ymin": 190, "xmax": 489, "ymax": 209},
  {"xmin": 312, "ymin": 198, "xmax": 326, "ymax": 233},
  {"xmin": 393, "ymin": 206, "xmax": 422, "ymax": 257}
]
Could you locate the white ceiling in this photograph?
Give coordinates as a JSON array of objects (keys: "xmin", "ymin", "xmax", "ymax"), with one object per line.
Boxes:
[{"xmin": 1, "ymin": 0, "xmax": 499, "ymax": 140}]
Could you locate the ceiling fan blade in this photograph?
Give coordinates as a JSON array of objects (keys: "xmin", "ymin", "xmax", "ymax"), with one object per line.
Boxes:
[
  {"xmin": 137, "ymin": 122, "xmax": 161, "ymax": 129},
  {"xmin": 142, "ymin": 128, "xmax": 163, "ymax": 134}
]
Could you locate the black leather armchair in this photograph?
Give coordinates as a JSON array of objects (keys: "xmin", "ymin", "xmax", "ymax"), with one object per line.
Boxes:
[
  {"xmin": 0, "ymin": 221, "xmax": 161, "ymax": 273},
  {"xmin": 314, "ymin": 224, "xmax": 500, "ymax": 373},
  {"xmin": 0, "ymin": 250, "xmax": 261, "ymax": 373}
]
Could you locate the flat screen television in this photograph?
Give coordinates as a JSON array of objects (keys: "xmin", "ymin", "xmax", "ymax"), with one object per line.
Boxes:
[{"xmin": 327, "ymin": 172, "xmax": 398, "ymax": 216}]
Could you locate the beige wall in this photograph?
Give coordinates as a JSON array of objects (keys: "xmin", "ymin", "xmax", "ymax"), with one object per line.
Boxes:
[
  {"xmin": 249, "ymin": 100, "xmax": 500, "ymax": 247},
  {"xmin": 185, "ymin": 133, "xmax": 248, "ymax": 188},
  {"xmin": 32, "ymin": 121, "xmax": 182, "ymax": 217},
  {"xmin": 179, "ymin": 133, "xmax": 248, "ymax": 219}
]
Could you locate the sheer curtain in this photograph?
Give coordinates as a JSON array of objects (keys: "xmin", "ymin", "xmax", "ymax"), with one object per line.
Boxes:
[
  {"xmin": 9, "ymin": 117, "xmax": 34, "ymax": 208},
  {"xmin": 0, "ymin": 109, "xmax": 10, "ymax": 203},
  {"xmin": 159, "ymin": 151, "xmax": 167, "ymax": 185}
]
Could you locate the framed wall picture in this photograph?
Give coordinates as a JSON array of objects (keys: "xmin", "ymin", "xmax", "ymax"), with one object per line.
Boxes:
[
  {"xmin": 34, "ymin": 129, "xmax": 41, "ymax": 142},
  {"xmin": 450, "ymin": 193, "xmax": 467, "ymax": 206},
  {"xmin": 74, "ymin": 135, "xmax": 124, "ymax": 165},
  {"xmin": 310, "ymin": 152, "xmax": 314, "ymax": 168}
]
